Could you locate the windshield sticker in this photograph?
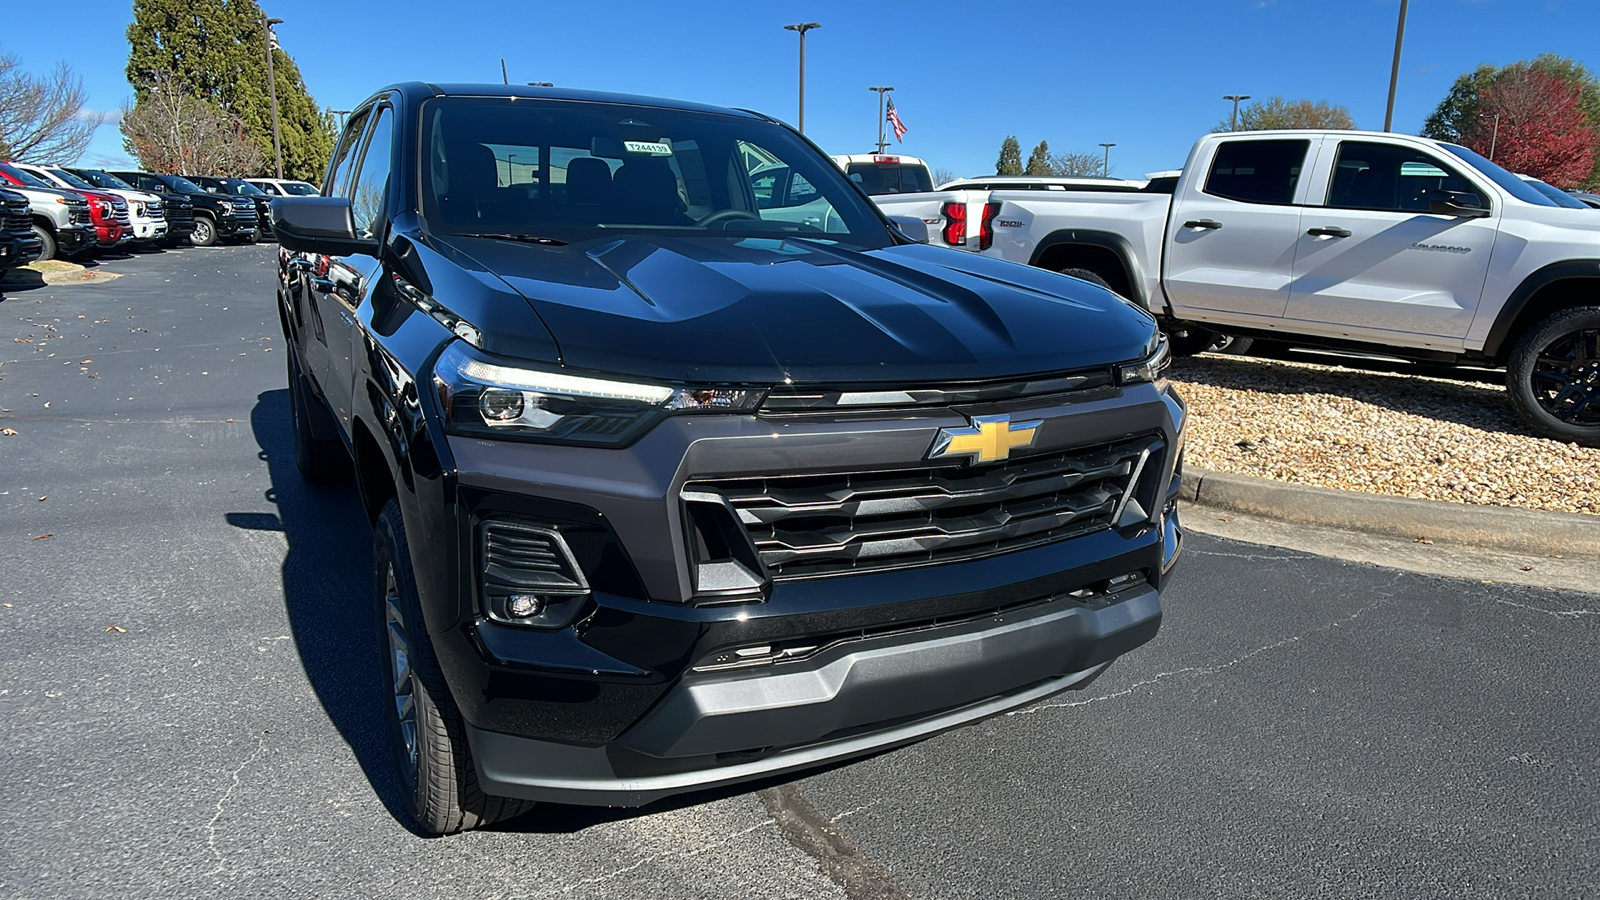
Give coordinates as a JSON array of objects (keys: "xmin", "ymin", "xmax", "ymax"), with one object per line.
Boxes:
[{"xmin": 623, "ymin": 141, "xmax": 673, "ymax": 156}]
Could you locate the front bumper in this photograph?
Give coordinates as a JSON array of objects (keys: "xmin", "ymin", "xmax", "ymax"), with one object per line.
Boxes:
[
  {"xmin": 217, "ymin": 215, "xmax": 257, "ymax": 238},
  {"xmin": 57, "ymin": 226, "xmax": 96, "ymax": 255},
  {"xmin": 420, "ymin": 380, "xmax": 1186, "ymax": 805},
  {"xmin": 471, "ymin": 582, "xmax": 1160, "ymax": 806},
  {"xmin": 0, "ymin": 232, "xmax": 43, "ymax": 267},
  {"xmin": 132, "ymin": 219, "xmax": 168, "ymax": 241}
]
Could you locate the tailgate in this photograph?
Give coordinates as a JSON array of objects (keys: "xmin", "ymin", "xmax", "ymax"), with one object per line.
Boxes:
[{"xmin": 870, "ymin": 190, "xmax": 988, "ymax": 251}]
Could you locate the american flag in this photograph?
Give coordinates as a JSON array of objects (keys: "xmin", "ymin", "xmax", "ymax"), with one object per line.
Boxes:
[{"xmin": 886, "ymin": 97, "xmax": 908, "ymax": 142}]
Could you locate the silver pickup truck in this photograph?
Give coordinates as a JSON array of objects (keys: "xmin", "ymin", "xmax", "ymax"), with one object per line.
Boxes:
[{"xmin": 876, "ymin": 130, "xmax": 1600, "ymax": 446}]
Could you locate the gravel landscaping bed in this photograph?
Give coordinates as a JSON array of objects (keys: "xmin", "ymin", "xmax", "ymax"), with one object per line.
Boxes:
[{"xmin": 1171, "ymin": 354, "xmax": 1599, "ymax": 517}]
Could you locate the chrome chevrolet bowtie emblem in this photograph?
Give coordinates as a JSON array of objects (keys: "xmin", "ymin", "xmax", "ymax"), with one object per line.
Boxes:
[{"xmin": 927, "ymin": 414, "xmax": 1042, "ymax": 464}]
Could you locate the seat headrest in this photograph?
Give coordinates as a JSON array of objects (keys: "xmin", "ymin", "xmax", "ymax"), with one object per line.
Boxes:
[{"xmin": 566, "ymin": 157, "xmax": 612, "ymax": 206}]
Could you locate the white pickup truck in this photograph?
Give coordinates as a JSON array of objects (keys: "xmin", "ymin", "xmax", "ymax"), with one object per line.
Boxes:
[{"xmin": 876, "ymin": 130, "xmax": 1600, "ymax": 445}]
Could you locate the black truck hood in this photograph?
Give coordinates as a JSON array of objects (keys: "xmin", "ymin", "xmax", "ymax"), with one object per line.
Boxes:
[{"xmin": 437, "ymin": 234, "xmax": 1155, "ymax": 386}]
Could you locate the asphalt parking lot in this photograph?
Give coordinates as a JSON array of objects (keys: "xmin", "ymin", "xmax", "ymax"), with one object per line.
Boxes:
[{"xmin": 2, "ymin": 247, "xmax": 1597, "ymax": 899}]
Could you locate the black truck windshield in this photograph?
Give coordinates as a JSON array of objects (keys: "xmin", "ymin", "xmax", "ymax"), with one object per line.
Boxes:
[{"xmin": 420, "ymin": 97, "xmax": 892, "ymax": 247}]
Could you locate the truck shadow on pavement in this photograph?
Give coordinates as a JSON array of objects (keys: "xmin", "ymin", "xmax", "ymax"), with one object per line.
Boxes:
[
  {"xmin": 237, "ymin": 389, "xmax": 417, "ymax": 831},
  {"xmin": 239, "ymin": 388, "xmax": 834, "ymax": 835}
]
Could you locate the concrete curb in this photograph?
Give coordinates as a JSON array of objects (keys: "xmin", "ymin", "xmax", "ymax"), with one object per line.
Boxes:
[{"xmin": 1181, "ymin": 467, "xmax": 1600, "ymax": 559}]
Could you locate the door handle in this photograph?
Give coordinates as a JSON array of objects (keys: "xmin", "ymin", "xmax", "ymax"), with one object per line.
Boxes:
[
  {"xmin": 1307, "ymin": 226, "xmax": 1352, "ymax": 238},
  {"xmin": 1183, "ymin": 219, "xmax": 1223, "ymax": 230},
  {"xmin": 286, "ymin": 257, "xmax": 313, "ymax": 274}
]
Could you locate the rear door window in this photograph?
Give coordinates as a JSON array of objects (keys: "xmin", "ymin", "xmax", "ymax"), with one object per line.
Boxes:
[{"xmin": 1203, "ymin": 140, "xmax": 1309, "ymax": 205}]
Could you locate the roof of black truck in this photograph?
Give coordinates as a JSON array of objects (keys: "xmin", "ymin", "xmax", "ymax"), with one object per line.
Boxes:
[{"xmin": 382, "ymin": 82, "xmax": 766, "ymax": 121}]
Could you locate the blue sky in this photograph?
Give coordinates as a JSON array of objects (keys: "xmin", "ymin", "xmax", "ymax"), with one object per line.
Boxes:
[{"xmin": 5, "ymin": 0, "xmax": 1596, "ymax": 180}]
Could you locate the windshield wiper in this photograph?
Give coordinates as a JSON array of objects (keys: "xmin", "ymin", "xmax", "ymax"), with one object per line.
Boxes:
[{"xmin": 462, "ymin": 232, "xmax": 569, "ymax": 246}]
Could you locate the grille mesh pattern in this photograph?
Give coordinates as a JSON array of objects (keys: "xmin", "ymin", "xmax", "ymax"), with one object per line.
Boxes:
[{"xmin": 689, "ymin": 434, "xmax": 1163, "ymax": 579}]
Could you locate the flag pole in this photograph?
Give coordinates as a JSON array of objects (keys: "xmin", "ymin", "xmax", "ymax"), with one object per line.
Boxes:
[{"xmin": 869, "ymin": 86, "xmax": 894, "ymax": 153}]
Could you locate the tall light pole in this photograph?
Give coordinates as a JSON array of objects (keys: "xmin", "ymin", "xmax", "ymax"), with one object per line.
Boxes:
[
  {"xmin": 1223, "ymin": 95, "xmax": 1250, "ymax": 131},
  {"xmin": 1383, "ymin": 0, "xmax": 1410, "ymax": 132},
  {"xmin": 263, "ymin": 15, "xmax": 285, "ymax": 178},
  {"xmin": 1481, "ymin": 113, "xmax": 1501, "ymax": 161},
  {"xmin": 1098, "ymin": 142, "xmax": 1116, "ymax": 177},
  {"xmin": 869, "ymin": 86, "xmax": 894, "ymax": 153},
  {"xmin": 331, "ymin": 109, "xmax": 351, "ymax": 130},
  {"xmin": 783, "ymin": 23, "xmax": 821, "ymax": 134}
]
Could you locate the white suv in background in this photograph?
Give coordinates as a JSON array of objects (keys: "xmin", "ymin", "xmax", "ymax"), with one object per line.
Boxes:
[{"xmin": 244, "ymin": 178, "xmax": 320, "ymax": 197}]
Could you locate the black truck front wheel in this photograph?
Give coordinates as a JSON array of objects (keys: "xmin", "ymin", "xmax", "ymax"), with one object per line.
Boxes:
[
  {"xmin": 374, "ymin": 499, "xmax": 537, "ymax": 835},
  {"xmin": 1507, "ymin": 306, "xmax": 1600, "ymax": 446},
  {"xmin": 190, "ymin": 215, "xmax": 217, "ymax": 247}
]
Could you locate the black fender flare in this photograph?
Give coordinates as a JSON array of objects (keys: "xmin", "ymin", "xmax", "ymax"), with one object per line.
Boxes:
[
  {"xmin": 1026, "ymin": 230, "xmax": 1148, "ymax": 309},
  {"xmin": 1482, "ymin": 259, "xmax": 1600, "ymax": 360}
]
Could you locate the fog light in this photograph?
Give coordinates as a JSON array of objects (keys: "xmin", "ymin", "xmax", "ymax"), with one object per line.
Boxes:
[{"xmin": 506, "ymin": 594, "xmax": 544, "ymax": 618}]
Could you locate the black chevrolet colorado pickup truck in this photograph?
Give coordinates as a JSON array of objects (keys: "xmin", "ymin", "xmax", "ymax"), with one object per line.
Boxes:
[{"xmin": 272, "ymin": 83, "xmax": 1186, "ymax": 835}]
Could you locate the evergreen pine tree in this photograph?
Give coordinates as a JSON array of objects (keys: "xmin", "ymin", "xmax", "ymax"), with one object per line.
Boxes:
[
  {"xmin": 1024, "ymin": 140, "xmax": 1052, "ymax": 175},
  {"xmin": 126, "ymin": 0, "xmax": 333, "ymax": 180},
  {"xmin": 996, "ymin": 136, "xmax": 1022, "ymax": 175}
]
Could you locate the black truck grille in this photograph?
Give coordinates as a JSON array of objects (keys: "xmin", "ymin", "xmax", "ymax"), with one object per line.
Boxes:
[
  {"xmin": 167, "ymin": 200, "xmax": 193, "ymax": 227},
  {"xmin": 231, "ymin": 198, "xmax": 255, "ymax": 220},
  {"xmin": 3, "ymin": 200, "xmax": 28, "ymax": 234},
  {"xmin": 689, "ymin": 434, "xmax": 1164, "ymax": 580}
]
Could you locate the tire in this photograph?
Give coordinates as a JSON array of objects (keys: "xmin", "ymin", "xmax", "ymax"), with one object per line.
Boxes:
[
  {"xmin": 287, "ymin": 347, "xmax": 351, "ymax": 482},
  {"xmin": 1166, "ymin": 325, "xmax": 1224, "ymax": 356},
  {"xmin": 191, "ymin": 214, "xmax": 217, "ymax": 247},
  {"xmin": 1211, "ymin": 334, "xmax": 1255, "ymax": 355},
  {"xmin": 1506, "ymin": 305, "xmax": 1600, "ymax": 446},
  {"xmin": 1057, "ymin": 267, "xmax": 1114, "ymax": 292},
  {"xmin": 375, "ymin": 498, "xmax": 537, "ymax": 835},
  {"xmin": 31, "ymin": 224, "xmax": 56, "ymax": 262}
]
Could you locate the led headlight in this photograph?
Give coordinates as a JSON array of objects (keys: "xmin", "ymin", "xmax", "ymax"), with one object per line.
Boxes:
[
  {"xmin": 1117, "ymin": 332, "xmax": 1171, "ymax": 386},
  {"xmin": 434, "ymin": 341, "xmax": 763, "ymax": 446}
]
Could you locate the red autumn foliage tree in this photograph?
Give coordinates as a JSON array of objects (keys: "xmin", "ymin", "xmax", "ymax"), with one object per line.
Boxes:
[{"xmin": 1461, "ymin": 70, "xmax": 1596, "ymax": 188}]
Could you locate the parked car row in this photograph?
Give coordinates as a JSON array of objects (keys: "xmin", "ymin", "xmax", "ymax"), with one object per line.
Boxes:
[{"xmin": 0, "ymin": 161, "xmax": 320, "ymax": 263}]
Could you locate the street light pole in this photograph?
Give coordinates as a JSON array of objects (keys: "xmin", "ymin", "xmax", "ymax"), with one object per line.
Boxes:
[
  {"xmin": 869, "ymin": 86, "xmax": 894, "ymax": 153},
  {"xmin": 1223, "ymin": 95, "xmax": 1250, "ymax": 131},
  {"xmin": 263, "ymin": 14, "xmax": 285, "ymax": 179},
  {"xmin": 1098, "ymin": 142, "xmax": 1116, "ymax": 177},
  {"xmin": 783, "ymin": 23, "xmax": 821, "ymax": 135},
  {"xmin": 1383, "ymin": 0, "xmax": 1409, "ymax": 132},
  {"xmin": 331, "ymin": 109, "xmax": 351, "ymax": 130},
  {"xmin": 1481, "ymin": 113, "xmax": 1501, "ymax": 161}
]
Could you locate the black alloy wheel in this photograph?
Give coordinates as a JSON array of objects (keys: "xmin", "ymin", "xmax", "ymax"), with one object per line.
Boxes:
[{"xmin": 1508, "ymin": 306, "xmax": 1600, "ymax": 446}]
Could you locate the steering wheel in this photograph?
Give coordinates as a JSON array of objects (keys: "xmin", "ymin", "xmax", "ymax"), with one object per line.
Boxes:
[{"xmin": 697, "ymin": 208, "xmax": 764, "ymax": 228}]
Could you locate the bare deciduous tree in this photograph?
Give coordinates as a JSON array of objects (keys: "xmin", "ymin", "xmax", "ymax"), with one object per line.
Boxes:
[
  {"xmin": 119, "ymin": 72, "xmax": 265, "ymax": 175},
  {"xmin": 932, "ymin": 168, "xmax": 958, "ymax": 186},
  {"xmin": 0, "ymin": 53, "xmax": 104, "ymax": 162},
  {"xmin": 1048, "ymin": 151, "xmax": 1103, "ymax": 177}
]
